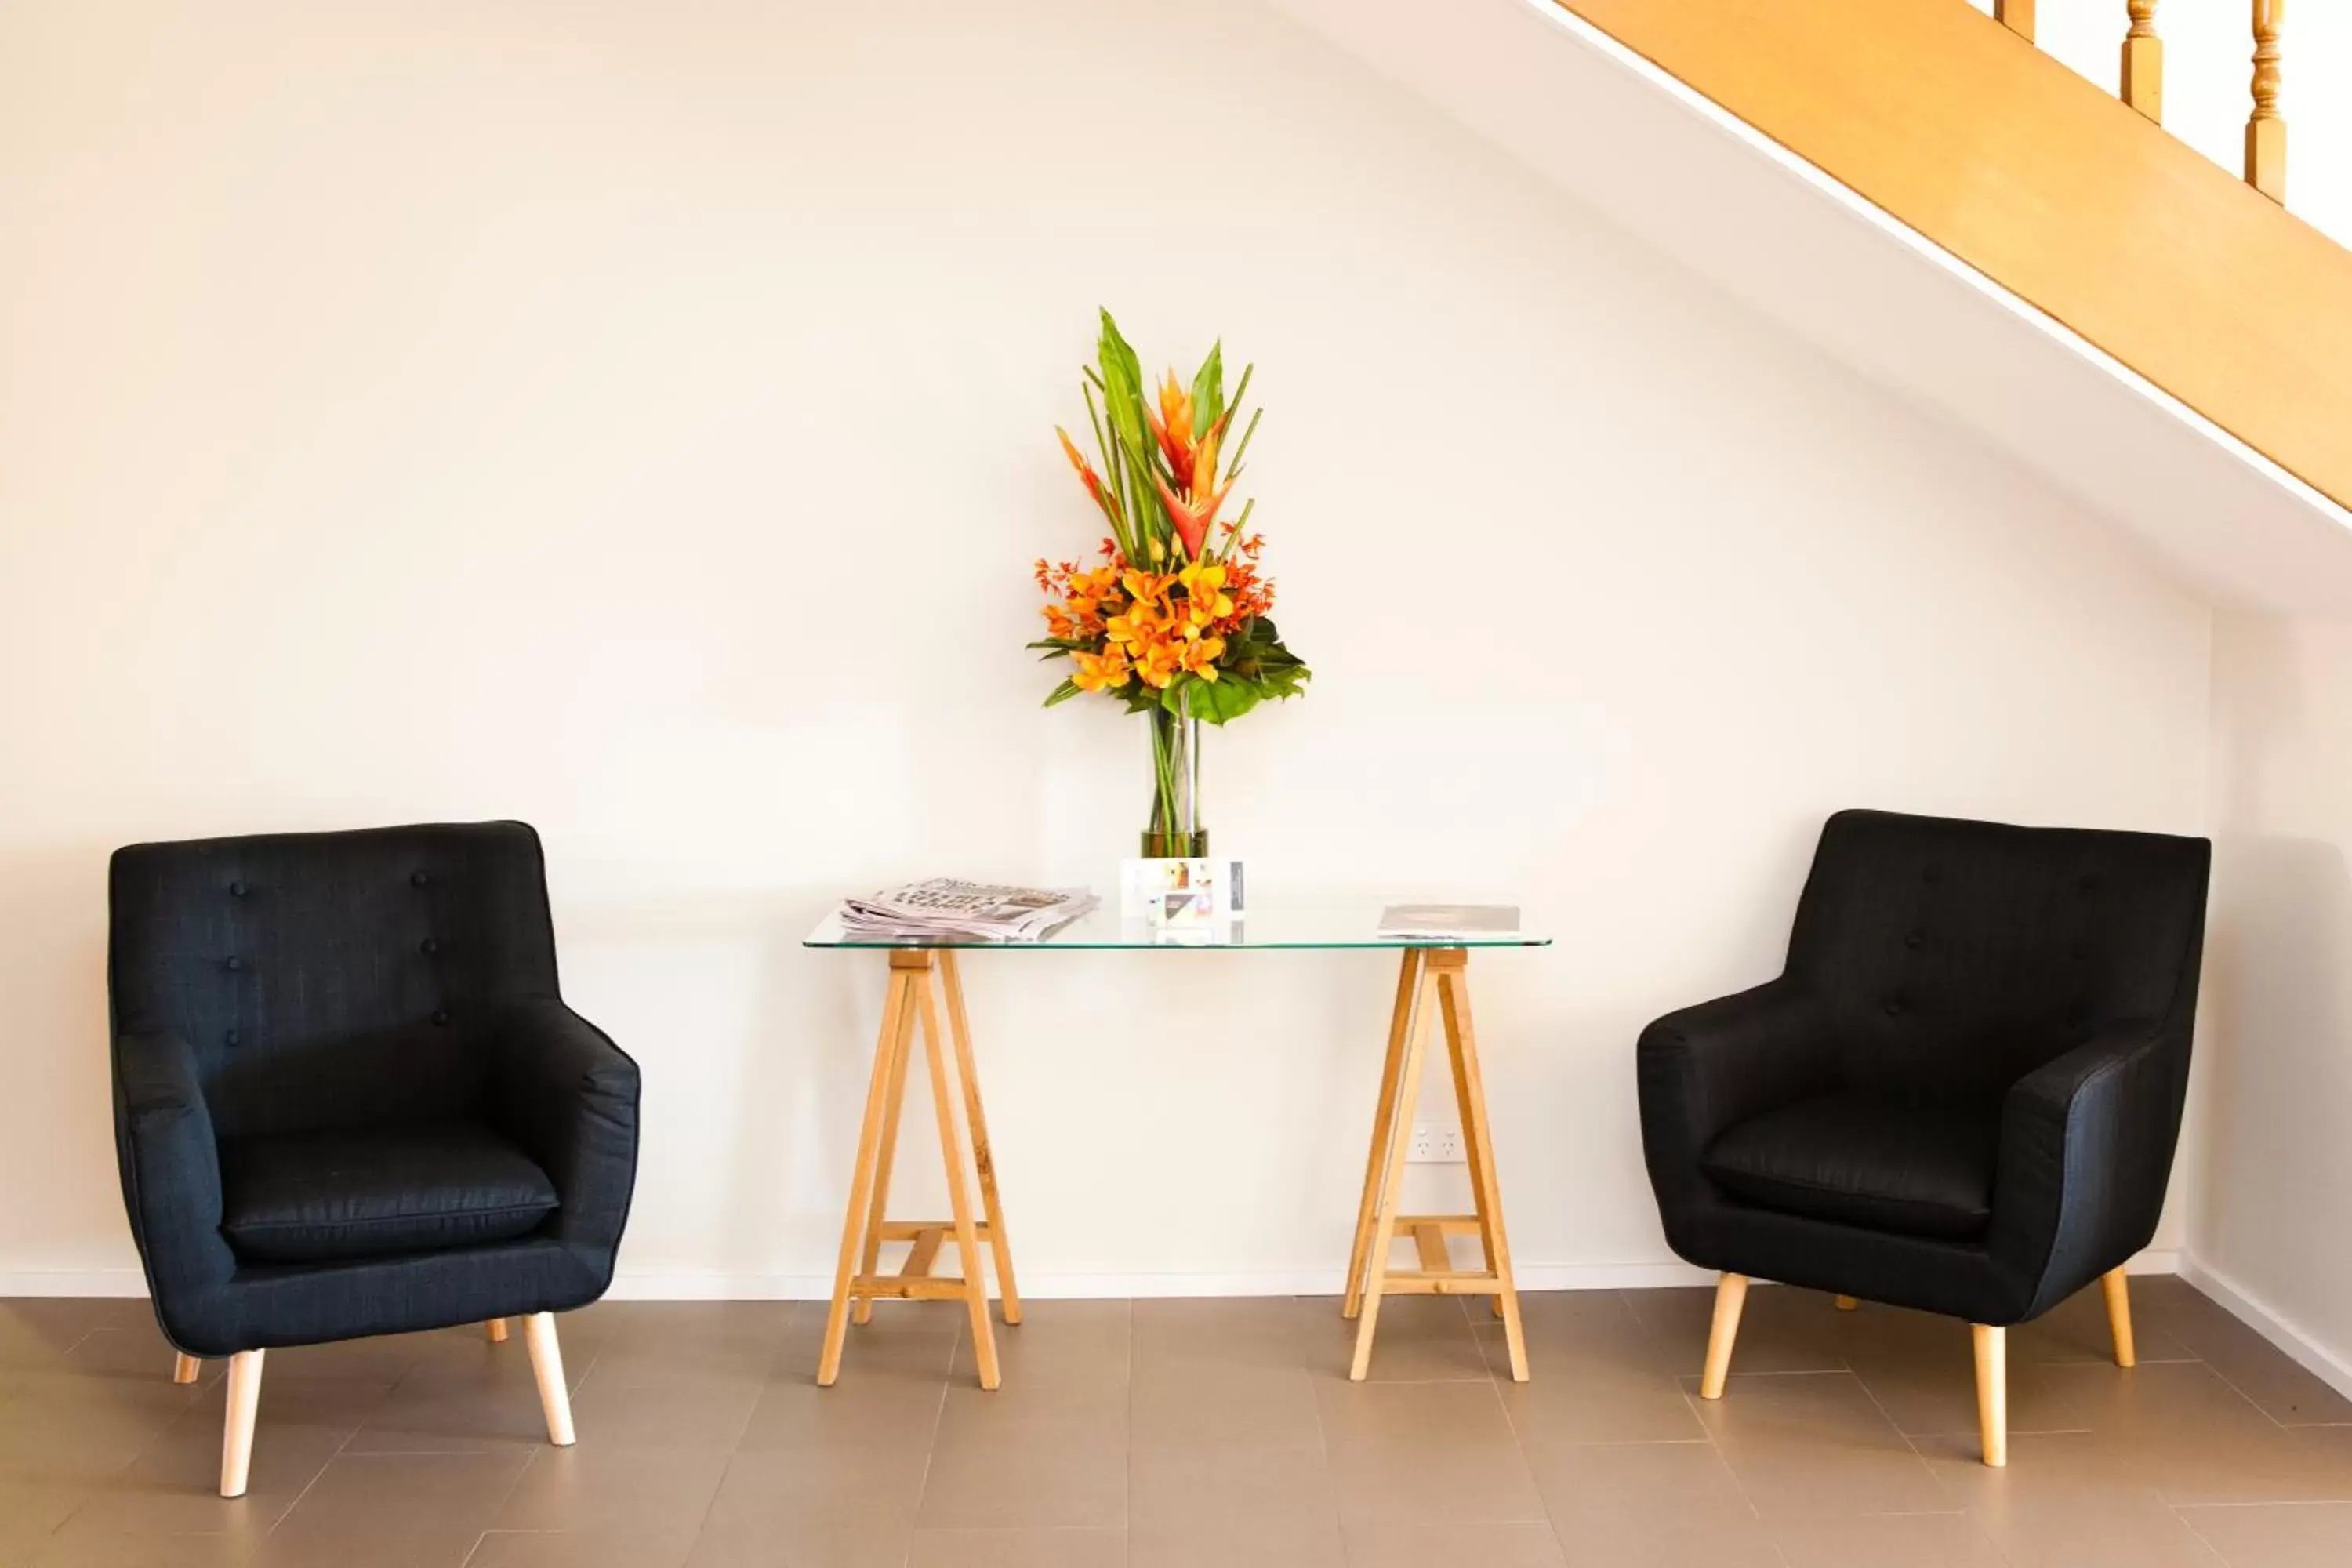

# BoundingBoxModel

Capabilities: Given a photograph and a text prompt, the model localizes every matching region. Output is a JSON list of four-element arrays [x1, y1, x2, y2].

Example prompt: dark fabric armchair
[[109, 821, 640, 1494], [1638, 808, 2208, 1466]]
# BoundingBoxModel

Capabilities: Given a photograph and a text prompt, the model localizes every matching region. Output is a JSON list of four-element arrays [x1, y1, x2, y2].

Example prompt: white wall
[[0, 0, 2214, 1297], [2195, 615, 2352, 1385]]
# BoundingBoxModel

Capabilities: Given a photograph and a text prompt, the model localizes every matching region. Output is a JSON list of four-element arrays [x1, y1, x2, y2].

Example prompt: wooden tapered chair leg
[[2100, 1267, 2136, 1368], [172, 1352, 201, 1385], [485, 1318, 510, 1343], [1700, 1272, 1748, 1399], [523, 1312, 575, 1446], [220, 1349, 264, 1497], [1973, 1323, 2007, 1467]]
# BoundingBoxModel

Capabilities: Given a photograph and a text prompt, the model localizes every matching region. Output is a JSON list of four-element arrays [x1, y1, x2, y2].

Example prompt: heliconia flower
[[1189, 429, 1221, 503], [1146, 372, 1195, 474], [1152, 469, 1236, 562], [1058, 426, 1114, 517]]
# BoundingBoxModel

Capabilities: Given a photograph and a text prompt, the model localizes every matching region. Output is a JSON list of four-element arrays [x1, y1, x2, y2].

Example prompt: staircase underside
[[1558, 0, 2352, 521], [1273, 0, 2352, 614]]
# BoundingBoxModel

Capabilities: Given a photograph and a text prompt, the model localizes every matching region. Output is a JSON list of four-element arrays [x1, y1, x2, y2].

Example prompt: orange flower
[[1058, 427, 1113, 518], [1189, 427, 1221, 506], [1132, 634, 1184, 690], [1118, 568, 1174, 606], [1176, 561, 1233, 626], [1152, 469, 1236, 562], [1068, 565, 1121, 614], [1071, 648, 1131, 693], [1105, 594, 1168, 648], [1178, 631, 1227, 681], [1146, 372, 1195, 475]]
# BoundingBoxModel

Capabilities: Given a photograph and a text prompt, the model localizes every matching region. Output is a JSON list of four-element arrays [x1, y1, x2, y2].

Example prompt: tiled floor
[[2, 1278, 2350, 1566]]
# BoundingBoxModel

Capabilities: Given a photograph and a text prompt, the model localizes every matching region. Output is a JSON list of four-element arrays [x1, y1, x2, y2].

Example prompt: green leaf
[[1081, 382, 1136, 562], [1097, 310, 1147, 453], [1190, 340, 1225, 439], [1214, 495, 1255, 561], [1225, 403, 1263, 478], [1178, 673, 1265, 726], [1096, 309, 1170, 559], [1043, 677, 1083, 709]]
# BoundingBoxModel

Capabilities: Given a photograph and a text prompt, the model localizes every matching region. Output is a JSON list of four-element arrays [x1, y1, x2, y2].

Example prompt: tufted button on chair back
[[1784, 809, 2209, 1108], [107, 822, 561, 1139]]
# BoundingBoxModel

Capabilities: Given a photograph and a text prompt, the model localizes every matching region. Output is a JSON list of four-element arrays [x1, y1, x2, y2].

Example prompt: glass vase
[[1141, 693, 1207, 858]]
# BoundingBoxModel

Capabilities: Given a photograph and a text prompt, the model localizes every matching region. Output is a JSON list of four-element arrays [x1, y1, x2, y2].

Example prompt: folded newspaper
[[838, 878, 1098, 942]]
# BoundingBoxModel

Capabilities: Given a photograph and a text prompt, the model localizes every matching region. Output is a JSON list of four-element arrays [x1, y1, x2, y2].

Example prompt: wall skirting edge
[[2178, 1251, 2352, 1405], [0, 1251, 2181, 1301]]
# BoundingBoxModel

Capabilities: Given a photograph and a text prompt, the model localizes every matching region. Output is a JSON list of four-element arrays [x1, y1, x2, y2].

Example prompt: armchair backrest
[[1786, 809, 2209, 1106], [109, 821, 561, 1139]]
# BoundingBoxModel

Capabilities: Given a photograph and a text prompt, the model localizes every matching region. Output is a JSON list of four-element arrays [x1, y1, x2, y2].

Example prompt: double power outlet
[[1406, 1123, 1466, 1163]]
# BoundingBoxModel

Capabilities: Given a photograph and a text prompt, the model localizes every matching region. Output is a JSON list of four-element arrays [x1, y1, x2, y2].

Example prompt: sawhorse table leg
[[818, 949, 1021, 1390], [1341, 946, 1527, 1381]]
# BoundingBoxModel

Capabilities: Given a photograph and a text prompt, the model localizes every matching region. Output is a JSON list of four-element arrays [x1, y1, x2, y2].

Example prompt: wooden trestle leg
[[1343, 947, 1528, 1381], [818, 949, 1017, 1390]]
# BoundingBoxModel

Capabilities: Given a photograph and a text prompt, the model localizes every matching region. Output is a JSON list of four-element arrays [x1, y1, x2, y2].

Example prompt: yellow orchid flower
[[1119, 568, 1174, 605], [1176, 561, 1233, 626], [1178, 633, 1227, 681], [1105, 596, 1168, 648], [1133, 635, 1184, 689], [1071, 648, 1131, 693]]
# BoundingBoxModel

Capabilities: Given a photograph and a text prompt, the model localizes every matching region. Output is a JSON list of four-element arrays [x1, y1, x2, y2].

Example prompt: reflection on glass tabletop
[[803, 897, 1552, 950]]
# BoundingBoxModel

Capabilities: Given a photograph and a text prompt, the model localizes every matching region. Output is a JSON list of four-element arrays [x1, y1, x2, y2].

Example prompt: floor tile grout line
[[1616, 1287, 1775, 1535], [2169, 1500, 2238, 1567], [2172, 1497, 2352, 1509], [1471, 1298, 1584, 1566], [894, 1303, 963, 1568], [2184, 1341, 2342, 1435]]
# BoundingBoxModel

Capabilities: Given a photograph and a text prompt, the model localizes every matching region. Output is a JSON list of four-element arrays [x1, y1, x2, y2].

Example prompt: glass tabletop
[[803, 896, 1552, 950]]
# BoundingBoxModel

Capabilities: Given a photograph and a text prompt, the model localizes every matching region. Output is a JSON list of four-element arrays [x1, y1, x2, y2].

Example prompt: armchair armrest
[[486, 997, 641, 1253], [1989, 1021, 2183, 1310], [112, 1030, 236, 1305], [1636, 980, 1838, 1214]]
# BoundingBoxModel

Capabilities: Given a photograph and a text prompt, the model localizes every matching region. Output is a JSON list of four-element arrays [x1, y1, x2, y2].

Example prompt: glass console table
[[803, 901, 1552, 1390]]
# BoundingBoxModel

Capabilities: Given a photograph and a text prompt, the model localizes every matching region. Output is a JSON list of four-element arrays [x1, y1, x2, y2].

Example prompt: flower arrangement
[[1033, 311, 1311, 855]]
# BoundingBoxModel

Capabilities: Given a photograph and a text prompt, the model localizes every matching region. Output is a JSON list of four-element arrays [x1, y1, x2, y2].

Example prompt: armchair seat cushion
[[1700, 1090, 2001, 1241], [220, 1122, 559, 1265]]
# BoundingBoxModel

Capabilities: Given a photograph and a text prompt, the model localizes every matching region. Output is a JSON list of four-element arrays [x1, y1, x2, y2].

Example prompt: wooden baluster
[[2122, 2, 2163, 122], [1994, 1, 2035, 46], [2247, 1, 2286, 202]]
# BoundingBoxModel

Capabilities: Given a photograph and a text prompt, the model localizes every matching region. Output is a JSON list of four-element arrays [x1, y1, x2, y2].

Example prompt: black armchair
[[1638, 808, 2208, 1466], [109, 821, 640, 1495]]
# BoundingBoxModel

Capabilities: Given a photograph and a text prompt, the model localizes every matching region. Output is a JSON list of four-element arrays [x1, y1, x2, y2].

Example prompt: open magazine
[[1376, 903, 1522, 939], [837, 878, 1098, 942]]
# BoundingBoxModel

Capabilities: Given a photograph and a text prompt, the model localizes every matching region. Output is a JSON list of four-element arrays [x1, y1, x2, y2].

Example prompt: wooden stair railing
[[1998, 2, 2287, 205], [1548, 0, 2352, 514], [2249, 2, 2286, 202], [2120, 2, 2162, 122]]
